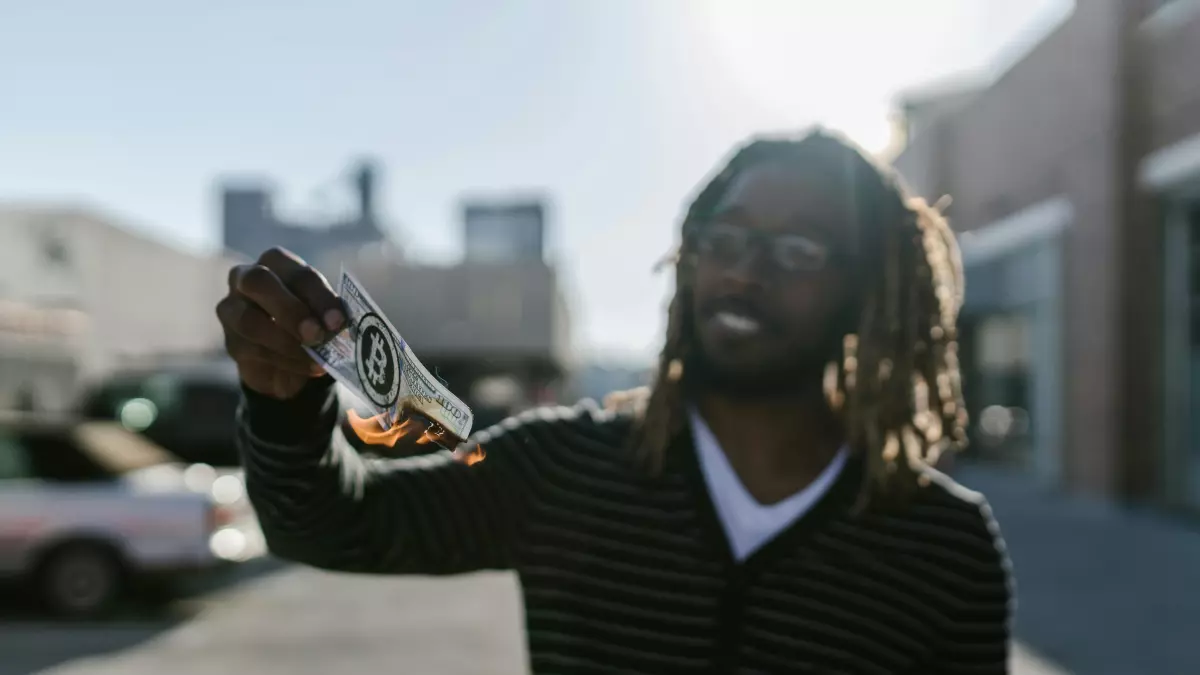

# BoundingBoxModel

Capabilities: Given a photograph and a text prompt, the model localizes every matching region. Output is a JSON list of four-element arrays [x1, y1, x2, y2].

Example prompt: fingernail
[[299, 319, 322, 345], [324, 309, 345, 332]]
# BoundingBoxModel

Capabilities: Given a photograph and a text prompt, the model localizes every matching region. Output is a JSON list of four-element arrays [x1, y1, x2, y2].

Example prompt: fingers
[[255, 247, 346, 334], [228, 263, 324, 346], [217, 295, 314, 363], [224, 333, 324, 377], [219, 247, 344, 400]]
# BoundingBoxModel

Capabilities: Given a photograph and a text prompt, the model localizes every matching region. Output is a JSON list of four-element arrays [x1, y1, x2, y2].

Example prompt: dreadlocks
[[620, 127, 968, 509]]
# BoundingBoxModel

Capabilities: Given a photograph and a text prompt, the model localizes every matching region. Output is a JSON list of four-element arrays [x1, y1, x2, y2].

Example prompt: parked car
[[0, 411, 263, 618], [77, 364, 243, 467]]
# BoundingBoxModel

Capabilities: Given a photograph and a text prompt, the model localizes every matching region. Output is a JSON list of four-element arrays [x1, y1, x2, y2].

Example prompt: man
[[218, 128, 1013, 673]]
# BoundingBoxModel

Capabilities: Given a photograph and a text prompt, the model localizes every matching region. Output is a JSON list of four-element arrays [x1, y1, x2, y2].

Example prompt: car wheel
[[37, 543, 124, 619]]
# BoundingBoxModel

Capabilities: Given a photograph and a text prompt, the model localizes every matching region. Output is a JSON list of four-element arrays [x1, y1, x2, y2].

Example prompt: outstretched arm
[[216, 247, 543, 575], [239, 376, 540, 575]]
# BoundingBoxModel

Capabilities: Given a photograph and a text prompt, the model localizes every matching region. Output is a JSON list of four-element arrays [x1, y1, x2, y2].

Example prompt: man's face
[[687, 160, 859, 397]]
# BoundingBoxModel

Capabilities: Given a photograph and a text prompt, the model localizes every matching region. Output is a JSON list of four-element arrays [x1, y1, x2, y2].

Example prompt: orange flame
[[345, 409, 484, 465], [346, 409, 422, 447], [455, 444, 487, 466]]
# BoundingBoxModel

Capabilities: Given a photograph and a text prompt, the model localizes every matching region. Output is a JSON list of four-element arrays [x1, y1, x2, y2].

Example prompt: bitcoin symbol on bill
[[355, 313, 401, 408], [366, 333, 389, 386]]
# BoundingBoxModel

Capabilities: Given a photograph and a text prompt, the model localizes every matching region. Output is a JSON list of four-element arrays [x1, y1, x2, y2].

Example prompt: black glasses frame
[[688, 222, 835, 274]]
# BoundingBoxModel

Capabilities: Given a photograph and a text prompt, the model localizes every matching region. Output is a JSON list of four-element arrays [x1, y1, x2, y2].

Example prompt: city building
[[0, 205, 238, 411], [217, 158, 571, 426], [462, 198, 547, 263], [345, 195, 570, 428], [221, 160, 391, 266], [892, 0, 1200, 511]]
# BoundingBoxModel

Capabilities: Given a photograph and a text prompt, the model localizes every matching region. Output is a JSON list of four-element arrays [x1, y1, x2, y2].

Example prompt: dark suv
[[77, 365, 243, 467]]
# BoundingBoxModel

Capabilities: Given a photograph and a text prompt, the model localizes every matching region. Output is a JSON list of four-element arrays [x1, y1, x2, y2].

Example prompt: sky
[[0, 0, 1071, 363]]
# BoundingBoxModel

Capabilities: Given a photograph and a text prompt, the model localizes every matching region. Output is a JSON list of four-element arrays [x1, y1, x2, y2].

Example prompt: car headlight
[[210, 474, 245, 505], [209, 528, 248, 561]]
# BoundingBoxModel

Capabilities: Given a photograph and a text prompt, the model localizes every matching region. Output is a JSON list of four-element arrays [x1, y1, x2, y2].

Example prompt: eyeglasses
[[691, 222, 832, 274]]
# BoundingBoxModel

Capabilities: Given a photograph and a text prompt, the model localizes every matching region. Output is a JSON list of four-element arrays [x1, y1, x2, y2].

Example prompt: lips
[[702, 298, 775, 338], [714, 311, 761, 335]]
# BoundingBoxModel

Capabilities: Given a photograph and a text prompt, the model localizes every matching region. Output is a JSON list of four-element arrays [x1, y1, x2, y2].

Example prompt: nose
[[722, 245, 770, 288]]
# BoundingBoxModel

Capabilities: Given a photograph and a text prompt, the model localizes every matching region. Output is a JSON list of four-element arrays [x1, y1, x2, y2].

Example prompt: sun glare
[[690, 0, 974, 156]]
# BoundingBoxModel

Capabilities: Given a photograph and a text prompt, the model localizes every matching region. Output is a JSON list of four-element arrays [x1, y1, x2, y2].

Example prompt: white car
[[0, 412, 264, 617]]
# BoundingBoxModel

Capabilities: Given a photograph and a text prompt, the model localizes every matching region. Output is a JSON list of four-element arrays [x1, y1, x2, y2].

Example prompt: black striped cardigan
[[239, 377, 1013, 674]]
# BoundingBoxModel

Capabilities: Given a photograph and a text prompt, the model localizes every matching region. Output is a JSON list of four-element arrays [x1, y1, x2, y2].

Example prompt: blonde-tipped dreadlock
[[622, 128, 968, 509]]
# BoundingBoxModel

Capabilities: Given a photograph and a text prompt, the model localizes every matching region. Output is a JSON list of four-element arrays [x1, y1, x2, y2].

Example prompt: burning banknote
[[304, 269, 474, 450]]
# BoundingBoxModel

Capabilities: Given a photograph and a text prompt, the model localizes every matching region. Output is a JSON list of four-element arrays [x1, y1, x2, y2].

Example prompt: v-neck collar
[[688, 408, 850, 562], [666, 423, 864, 571]]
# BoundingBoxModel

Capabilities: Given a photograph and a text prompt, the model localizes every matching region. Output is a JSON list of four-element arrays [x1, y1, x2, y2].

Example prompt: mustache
[[697, 295, 783, 332]]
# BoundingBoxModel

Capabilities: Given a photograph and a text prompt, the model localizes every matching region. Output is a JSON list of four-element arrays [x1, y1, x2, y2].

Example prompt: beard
[[682, 339, 835, 401]]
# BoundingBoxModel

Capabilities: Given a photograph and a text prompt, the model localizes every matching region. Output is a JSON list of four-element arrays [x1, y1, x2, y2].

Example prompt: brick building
[[893, 0, 1200, 511]]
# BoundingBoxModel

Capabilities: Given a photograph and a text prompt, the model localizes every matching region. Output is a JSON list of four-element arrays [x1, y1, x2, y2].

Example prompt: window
[[1189, 206, 1200, 348], [976, 314, 1031, 371], [23, 432, 113, 482], [966, 313, 1035, 468], [80, 378, 146, 419], [0, 433, 32, 480], [143, 373, 183, 413], [40, 230, 70, 267]]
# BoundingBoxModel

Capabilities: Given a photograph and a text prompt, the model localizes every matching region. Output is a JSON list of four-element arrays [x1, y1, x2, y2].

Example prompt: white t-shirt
[[688, 408, 849, 562]]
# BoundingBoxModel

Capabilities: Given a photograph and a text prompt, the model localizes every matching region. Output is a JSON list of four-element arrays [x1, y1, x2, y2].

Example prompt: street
[[1, 565, 528, 675], [8, 460, 1199, 675], [9, 463, 1200, 675], [2, 560, 1068, 675], [955, 465, 1200, 675]]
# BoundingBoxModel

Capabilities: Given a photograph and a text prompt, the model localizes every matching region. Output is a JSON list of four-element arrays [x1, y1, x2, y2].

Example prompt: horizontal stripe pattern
[[239, 382, 1013, 674]]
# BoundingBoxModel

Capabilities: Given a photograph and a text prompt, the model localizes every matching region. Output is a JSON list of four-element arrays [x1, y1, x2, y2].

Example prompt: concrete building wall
[[0, 303, 85, 412], [348, 259, 568, 361], [73, 214, 232, 377], [0, 206, 236, 409]]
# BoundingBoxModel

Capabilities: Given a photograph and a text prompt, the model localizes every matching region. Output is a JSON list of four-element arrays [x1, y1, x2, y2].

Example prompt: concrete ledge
[[1141, 130, 1200, 192], [1140, 0, 1200, 39], [958, 197, 1073, 267]]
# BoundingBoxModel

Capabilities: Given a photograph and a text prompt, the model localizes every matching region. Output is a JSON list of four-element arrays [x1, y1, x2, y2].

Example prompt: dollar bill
[[305, 268, 474, 445]]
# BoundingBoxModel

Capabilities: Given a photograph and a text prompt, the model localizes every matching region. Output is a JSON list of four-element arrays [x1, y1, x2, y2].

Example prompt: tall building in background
[[218, 158, 570, 424], [221, 160, 390, 266], [462, 198, 547, 263], [344, 193, 570, 429], [892, 0, 1200, 511]]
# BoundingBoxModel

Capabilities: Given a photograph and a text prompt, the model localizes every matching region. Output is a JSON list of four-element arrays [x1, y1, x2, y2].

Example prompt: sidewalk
[[954, 464, 1200, 675]]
